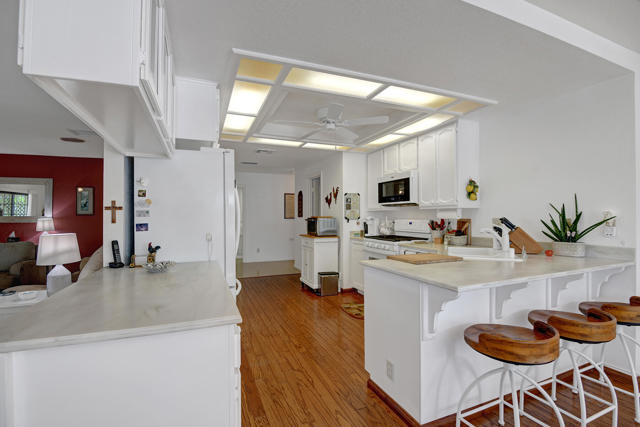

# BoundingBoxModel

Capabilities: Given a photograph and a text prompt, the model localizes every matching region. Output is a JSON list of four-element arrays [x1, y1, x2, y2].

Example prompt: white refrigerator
[[134, 147, 241, 295]]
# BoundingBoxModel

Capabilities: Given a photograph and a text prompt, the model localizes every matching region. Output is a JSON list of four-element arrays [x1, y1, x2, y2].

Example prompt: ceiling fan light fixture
[[367, 134, 404, 146], [247, 137, 302, 147], [373, 86, 456, 109], [445, 100, 485, 114], [236, 58, 282, 82], [228, 80, 271, 115], [223, 113, 255, 134], [395, 113, 455, 135], [284, 68, 381, 98]]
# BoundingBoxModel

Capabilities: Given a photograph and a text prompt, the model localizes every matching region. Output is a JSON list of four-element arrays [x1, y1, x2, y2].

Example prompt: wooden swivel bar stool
[[520, 308, 618, 426], [456, 322, 565, 427], [579, 297, 640, 423]]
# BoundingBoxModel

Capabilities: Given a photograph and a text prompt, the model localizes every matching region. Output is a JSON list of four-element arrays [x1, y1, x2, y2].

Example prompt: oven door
[[363, 247, 395, 260]]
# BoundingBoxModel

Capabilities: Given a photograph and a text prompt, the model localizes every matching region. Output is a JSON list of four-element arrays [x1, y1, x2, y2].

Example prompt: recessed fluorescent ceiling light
[[395, 113, 454, 135], [236, 58, 282, 82], [373, 86, 456, 109], [302, 143, 350, 151], [284, 68, 381, 98], [222, 114, 254, 134], [220, 133, 244, 141], [247, 137, 302, 147], [367, 134, 404, 146], [446, 100, 485, 114], [227, 81, 271, 115]]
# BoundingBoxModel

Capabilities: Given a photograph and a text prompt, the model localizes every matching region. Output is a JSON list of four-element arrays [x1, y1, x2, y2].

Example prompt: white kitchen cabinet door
[[398, 138, 418, 171], [418, 132, 437, 207], [350, 242, 365, 292], [140, 0, 163, 116], [302, 246, 312, 283], [367, 150, 383, 210], [436, 126, 457, 205], [383, 144, 399, 175]]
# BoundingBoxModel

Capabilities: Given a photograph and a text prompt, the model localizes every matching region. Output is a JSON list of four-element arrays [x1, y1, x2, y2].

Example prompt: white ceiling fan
[[272, 103, 389, 143]]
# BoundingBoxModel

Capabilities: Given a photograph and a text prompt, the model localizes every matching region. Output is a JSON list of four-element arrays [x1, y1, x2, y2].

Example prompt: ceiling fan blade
[[271, 120, 322, 127], [300, 128, 325, 140], [341, 115, 389, 127], [334, 127, 359, 141]]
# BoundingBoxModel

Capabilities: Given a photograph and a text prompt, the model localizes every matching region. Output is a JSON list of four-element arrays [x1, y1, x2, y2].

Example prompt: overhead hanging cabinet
[[18, 0, 178, 157]]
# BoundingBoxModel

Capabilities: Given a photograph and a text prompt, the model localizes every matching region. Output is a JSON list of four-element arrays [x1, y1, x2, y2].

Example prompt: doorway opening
[[311, 176, 321, 217]]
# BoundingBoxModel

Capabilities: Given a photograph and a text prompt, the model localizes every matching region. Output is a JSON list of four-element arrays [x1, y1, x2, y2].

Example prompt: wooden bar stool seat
[[528, 308, 617, 344], [579, 297, 640, 326], [464, 322, 559, 365]]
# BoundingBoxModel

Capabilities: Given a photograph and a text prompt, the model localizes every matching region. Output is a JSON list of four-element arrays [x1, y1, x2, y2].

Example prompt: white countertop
[[0, 262, 241, 353], [362, 255, 634, 293]]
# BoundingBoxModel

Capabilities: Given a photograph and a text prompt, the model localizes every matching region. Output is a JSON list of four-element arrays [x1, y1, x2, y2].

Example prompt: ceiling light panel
[[373, 86, 456, 109], [367, 134, 404, 146], [220, 133, 245, 141], [247, 137, 302, 147], [227, 81, 271, 115], [222, 114, 255, 134], [284, 68, 382, 98], [395, 114, 455, 135], [445, 100, 485, 114], [302, 143, 350, 150], [236, 58, 283, 82]]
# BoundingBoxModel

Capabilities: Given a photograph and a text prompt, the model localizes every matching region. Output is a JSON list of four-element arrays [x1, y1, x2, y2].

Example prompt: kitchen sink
[[447, 246, 524, 262]]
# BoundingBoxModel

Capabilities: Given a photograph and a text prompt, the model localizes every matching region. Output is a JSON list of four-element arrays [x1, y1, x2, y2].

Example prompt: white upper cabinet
[[383, 144, 400, 175], [367, 150, 383, 210], [417, 133, 437, 206], [175, 78, 220, 144], [18, 0, 182, 157], [435, 126, 457, 206], [398, 138, 418, 171], [417, 121, 480, 209]]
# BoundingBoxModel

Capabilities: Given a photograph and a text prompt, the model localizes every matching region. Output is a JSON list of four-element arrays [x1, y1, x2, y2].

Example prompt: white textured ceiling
[[0, 0, 103, 158]]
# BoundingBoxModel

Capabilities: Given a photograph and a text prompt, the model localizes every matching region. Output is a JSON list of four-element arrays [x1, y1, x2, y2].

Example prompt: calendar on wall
[[344, 193, 360, 223]]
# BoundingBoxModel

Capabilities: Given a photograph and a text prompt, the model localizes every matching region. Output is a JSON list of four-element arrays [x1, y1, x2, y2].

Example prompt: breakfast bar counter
[[0, 261, 242, 427], [361, 253, 635, 424]]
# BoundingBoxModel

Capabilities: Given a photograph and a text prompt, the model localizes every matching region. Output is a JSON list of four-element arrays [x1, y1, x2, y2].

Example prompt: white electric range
[[363, 219, 432, 258]]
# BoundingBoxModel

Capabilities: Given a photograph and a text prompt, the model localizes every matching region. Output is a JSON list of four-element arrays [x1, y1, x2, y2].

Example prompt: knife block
[[509, 227, 543, 254]]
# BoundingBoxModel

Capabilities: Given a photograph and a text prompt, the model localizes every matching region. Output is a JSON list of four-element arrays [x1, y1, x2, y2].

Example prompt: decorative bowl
[[446, 234, 468, 246], [144, 261, 176, 273]]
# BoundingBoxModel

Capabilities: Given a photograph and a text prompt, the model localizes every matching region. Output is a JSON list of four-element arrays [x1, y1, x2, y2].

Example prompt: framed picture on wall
[[76, 186, 94, 215], [284, 193, 295, 219]]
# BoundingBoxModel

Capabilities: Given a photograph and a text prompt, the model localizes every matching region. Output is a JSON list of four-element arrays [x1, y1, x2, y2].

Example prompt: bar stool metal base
[[579, 325, 640, 423], [519, 342, 617, 426], [456, 362, 565, 427]]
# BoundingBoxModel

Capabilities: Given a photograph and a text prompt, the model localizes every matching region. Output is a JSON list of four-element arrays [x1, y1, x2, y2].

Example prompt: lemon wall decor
[[466, 179, 478, 201]]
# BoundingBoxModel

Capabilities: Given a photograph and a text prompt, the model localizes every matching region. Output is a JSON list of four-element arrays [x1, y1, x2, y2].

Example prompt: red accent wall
[[0, 154, 103, 261]]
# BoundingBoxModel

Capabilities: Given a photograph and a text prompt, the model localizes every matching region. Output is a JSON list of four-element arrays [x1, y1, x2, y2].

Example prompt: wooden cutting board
[[387, 253, 463, 264]]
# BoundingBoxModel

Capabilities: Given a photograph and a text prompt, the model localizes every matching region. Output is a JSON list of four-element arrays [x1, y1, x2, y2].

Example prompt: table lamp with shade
[[37, 233, 81, 295], [36, 217, 55, 234]]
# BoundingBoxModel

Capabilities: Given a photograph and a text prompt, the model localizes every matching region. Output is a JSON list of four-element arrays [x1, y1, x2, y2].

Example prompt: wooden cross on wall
[[104, 200, 123, 224]]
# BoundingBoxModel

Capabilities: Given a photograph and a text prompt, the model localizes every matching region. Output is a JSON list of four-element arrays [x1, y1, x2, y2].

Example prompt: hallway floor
[[236, 259, 299, 279]]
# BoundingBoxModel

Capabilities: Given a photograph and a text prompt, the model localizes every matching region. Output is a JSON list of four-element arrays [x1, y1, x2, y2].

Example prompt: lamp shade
[[37, 233, 81, 266], [36, 217, 55, 232]]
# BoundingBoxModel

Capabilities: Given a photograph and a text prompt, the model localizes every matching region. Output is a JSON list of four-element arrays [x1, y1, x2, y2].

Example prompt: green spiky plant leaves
[[540, 194, 615, 243]]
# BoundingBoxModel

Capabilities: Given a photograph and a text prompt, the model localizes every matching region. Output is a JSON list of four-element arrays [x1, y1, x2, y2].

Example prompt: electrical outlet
[[205, 232, 212, 241], [386, 360, 394, 381], [602, 211, 616, 238]]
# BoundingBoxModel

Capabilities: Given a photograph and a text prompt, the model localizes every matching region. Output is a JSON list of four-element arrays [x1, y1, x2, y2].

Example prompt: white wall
[[469, 74, 635, 247], [102, 143, 125, 266], [237, 172, 295, 263]]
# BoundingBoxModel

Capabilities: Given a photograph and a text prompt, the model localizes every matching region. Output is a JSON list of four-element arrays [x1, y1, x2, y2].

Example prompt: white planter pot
[[552, 241, 586, 257]]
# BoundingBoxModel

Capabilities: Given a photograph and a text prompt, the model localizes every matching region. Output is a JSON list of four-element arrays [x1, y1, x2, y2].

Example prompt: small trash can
[[318, 272, 339, 296]]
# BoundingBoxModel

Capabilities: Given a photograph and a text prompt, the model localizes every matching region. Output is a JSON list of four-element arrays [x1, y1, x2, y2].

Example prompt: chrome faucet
[[481, 224, 511, 252]]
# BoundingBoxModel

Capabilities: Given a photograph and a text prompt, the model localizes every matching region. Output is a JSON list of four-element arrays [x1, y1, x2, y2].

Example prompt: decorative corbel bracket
[[587, 266, 629, 299], [421, 285, 459, 340], [490, 282, 529, 322], [546, 274, 584, 309]]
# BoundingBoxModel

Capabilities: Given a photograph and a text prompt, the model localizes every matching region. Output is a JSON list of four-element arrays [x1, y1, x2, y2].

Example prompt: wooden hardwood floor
[[237, 273, 639, 426]]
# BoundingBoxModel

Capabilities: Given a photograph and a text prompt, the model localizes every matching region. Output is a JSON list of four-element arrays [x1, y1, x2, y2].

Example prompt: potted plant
[[540, 194, 615, 257]]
